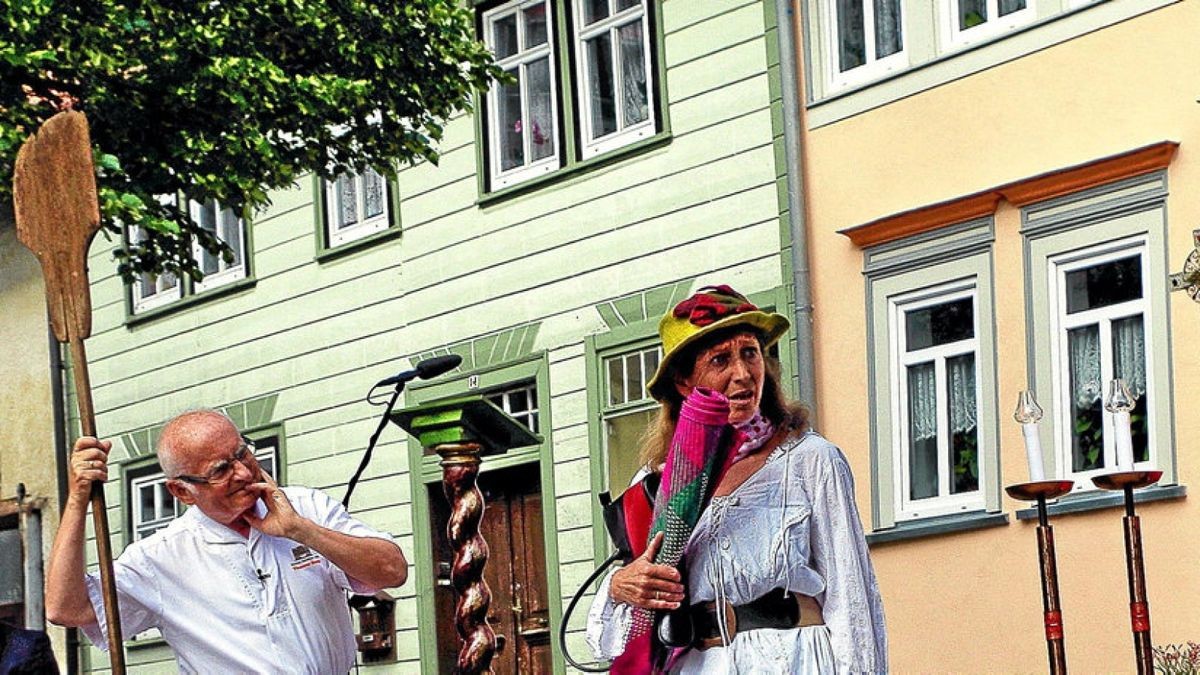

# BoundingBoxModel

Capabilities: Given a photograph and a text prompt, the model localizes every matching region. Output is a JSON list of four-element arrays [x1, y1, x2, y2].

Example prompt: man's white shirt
[[83, 486, 396, 674]]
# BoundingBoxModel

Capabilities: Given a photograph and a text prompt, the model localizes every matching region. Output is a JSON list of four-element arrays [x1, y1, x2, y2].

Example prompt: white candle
[[1014, 390, 1046, 482], [1021, 423, 1046, 481], [1114, 410, 1135, 471], [1105, 379, 1137, 472]]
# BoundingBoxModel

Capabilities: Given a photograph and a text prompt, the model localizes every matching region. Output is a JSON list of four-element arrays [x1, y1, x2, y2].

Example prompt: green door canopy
[[390, 395, 542, 456]]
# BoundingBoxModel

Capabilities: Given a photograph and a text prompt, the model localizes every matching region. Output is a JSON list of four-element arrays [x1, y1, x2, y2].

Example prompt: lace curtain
[[1069, 317, 1145, 408], [908, 357, 976, 442]]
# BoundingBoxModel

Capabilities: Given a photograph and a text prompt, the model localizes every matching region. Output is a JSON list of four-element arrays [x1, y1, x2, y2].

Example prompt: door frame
[[407, 353, 565, 674]]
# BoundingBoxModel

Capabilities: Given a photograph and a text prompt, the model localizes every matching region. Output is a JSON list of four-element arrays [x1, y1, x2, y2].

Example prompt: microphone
[[374, 354, 462, 388]]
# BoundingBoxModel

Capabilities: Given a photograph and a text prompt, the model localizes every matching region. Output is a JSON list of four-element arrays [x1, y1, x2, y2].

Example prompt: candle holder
[[1092, 469, 1163, 675], [1007, 479, 1075, 675]]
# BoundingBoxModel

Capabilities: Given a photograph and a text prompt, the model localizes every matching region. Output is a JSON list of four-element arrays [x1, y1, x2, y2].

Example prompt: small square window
[[323, 169, 394, 248], [824, 0, 907, 90]]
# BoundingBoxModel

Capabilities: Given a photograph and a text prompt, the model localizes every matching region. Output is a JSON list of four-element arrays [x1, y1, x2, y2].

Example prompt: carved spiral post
[[438, 442, 495, 675]]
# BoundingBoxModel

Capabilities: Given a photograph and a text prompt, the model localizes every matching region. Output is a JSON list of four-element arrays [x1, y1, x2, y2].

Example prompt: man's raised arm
[[44, 437, 109, 627]]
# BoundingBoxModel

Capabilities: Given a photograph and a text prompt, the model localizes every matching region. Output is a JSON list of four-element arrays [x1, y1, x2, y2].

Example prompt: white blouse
[[586, 431, 888, 673]]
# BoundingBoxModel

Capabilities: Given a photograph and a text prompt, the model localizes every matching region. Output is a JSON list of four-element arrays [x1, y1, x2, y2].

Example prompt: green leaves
[[0, 0, 503, 280]]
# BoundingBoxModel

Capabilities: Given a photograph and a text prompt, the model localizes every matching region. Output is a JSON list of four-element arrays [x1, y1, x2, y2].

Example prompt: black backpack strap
[[559, 550, 622, 672]]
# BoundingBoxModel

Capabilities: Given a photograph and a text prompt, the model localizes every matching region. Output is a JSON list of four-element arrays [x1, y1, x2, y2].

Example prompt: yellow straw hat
[[647, 285, 790, 401]]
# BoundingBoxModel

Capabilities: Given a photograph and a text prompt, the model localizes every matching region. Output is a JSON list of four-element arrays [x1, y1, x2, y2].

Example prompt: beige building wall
[[801, 1, 1198, 671], [0, 221, 68, 669]]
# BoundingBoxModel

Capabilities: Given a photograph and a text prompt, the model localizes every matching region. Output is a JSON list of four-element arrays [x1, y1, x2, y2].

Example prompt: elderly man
[[45, 409, 408, 673]]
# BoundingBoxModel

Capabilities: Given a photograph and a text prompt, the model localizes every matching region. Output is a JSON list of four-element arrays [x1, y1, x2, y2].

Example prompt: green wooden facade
[[69, 1, 799, 671]]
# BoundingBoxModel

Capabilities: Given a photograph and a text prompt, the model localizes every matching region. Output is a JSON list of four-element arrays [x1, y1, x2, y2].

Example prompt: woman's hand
[[609, 532, 686, 610]]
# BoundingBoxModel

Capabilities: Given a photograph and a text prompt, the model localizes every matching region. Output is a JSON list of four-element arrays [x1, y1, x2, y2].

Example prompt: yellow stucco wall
[[803, 2, 1199, 672], [0, 221, 67, 668]]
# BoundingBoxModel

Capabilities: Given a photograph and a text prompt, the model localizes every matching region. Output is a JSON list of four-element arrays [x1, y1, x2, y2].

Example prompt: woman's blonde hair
[[637, 328, 809, 469]]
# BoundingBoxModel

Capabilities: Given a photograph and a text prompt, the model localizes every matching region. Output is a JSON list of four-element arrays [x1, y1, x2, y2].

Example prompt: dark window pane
[[607, 357, 624, 406], [523, 3, 548, 47], [625, 353, 642, 401], [493, 14, 518, 59], [617, 20, 648, 127], [1068, 325, 1104, 472], [874, 0, 903, 58], [836, 0, 865, 72], [526, 58, 555, 160], [907, 362, 938, 500], [587, 34, 617, 138], [947, 354, 978, 494], [616, 0, 640, 11], [337, 175, 358, 228], [959, 0, 987, 29], [363, 170, 385, 219], [905, 297, 974, 351], [1065, 256, 1142, 314], [998, 0, 1026, 16], [498, 69, 524, 171], [582, 0, 609, 25], [221, 208, 242, 267]]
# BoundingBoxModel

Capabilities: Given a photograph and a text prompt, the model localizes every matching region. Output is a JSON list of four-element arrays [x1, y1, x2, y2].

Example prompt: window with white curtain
[[941, 0, 1036, 49], [572, 0, 655, 158], [189, 198, 248, 293], [128, 225, 183, 314], [1051, 240, 1151, 481], [890, 282, 984, 520], [824, 0, 907, 90], [324, 168, 392, 247], [484, 0, 561, 189], [479, 0, 660, 191]]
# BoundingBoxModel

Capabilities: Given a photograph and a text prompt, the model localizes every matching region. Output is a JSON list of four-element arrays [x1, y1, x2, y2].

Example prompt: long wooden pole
[[13, 110, 126, 673]]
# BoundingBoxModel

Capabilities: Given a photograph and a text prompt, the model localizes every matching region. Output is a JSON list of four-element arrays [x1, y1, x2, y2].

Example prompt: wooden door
[[430, 462, 552, 674]]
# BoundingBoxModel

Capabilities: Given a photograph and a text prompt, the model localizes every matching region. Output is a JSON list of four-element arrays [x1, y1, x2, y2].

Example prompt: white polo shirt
[[83, 486, 396, 674]]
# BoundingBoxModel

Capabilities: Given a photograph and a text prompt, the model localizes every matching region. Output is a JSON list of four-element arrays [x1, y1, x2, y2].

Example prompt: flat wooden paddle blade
[[12, 110, 102, 343]]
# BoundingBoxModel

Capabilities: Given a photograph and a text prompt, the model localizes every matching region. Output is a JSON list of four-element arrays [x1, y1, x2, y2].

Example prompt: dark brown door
[[430, 462, 552, 674]]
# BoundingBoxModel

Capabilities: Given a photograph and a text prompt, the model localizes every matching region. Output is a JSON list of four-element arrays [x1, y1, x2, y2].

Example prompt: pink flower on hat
[[672, 285, 758, 327]]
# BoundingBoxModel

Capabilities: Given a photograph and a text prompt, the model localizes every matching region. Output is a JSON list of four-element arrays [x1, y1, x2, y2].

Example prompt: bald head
[[157, 409, 241, 477]]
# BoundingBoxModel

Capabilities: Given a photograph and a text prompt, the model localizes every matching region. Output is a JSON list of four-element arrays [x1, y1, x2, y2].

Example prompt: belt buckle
[[723, 600, 738, 641]]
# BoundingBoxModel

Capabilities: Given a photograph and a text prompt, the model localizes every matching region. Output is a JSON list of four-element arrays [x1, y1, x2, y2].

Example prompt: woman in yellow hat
[[586, 285, 887, 673]]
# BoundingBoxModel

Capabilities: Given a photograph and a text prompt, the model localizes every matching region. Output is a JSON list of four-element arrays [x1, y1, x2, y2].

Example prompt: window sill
[[1015, 484, 1186, 521], [476, 131, 671, 208], [866, 510, 1008, 546], [315, 225, 403, 265], [126, 276, 256, 328]]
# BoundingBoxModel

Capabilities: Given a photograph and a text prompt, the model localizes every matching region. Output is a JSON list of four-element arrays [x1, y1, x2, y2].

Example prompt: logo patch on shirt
[[290, 545, 320, 571]]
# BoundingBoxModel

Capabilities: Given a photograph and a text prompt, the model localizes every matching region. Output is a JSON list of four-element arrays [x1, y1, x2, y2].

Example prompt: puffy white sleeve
[[804, 443, 888, 673], [584, 567, 634, 660]]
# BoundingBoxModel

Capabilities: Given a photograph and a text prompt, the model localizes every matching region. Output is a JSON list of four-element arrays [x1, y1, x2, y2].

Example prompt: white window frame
[[940, 0, 1036, 50], [889, 281, 985, 521], [483, 0, 562, 189], [823, 0, 909, 91], [189, 198, 248, 293], [1048, 236, 1155, 489], [572, 0, 656, 158], [324, 169, 392, 247], [130, 473, 181, 542], [600, 344, 662, 491], [128, 226, 183, 314], [487, 382, 541, 434]]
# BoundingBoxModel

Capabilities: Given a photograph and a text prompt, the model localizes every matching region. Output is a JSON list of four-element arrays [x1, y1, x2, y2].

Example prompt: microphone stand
[[343, 381, 405, 509]]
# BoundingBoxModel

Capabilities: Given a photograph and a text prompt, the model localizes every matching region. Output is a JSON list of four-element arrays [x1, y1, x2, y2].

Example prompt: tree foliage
[[0, 0, 502, 280]]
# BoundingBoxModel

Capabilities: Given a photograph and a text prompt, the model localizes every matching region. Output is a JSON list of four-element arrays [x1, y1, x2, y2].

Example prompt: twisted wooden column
[[438, 442, 495, 675]]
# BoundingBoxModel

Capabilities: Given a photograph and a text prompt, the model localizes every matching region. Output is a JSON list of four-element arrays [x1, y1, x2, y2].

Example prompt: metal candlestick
[[1092, 470, 1162, 675], [1007, 479, 1075, 675]]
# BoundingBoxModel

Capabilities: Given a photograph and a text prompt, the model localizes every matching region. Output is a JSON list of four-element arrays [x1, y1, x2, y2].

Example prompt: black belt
[[689, 591, 823, 649]]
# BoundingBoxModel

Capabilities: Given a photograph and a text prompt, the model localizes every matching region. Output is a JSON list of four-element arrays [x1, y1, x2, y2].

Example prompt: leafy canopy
[[1, 0, 502, 280]]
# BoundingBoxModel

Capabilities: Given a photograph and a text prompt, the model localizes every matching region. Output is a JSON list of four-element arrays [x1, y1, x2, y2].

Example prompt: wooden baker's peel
[[13, 110, 126, 673]]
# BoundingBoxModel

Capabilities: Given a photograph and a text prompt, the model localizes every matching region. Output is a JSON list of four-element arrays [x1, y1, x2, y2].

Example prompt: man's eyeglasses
[[172, 441, 256, 486]]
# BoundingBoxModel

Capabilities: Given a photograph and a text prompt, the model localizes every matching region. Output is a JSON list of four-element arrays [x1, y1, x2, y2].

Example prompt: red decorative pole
[[1007, 480, 1074, 675], [1093, 470, 1162, 675], [439, 443, 495, 675]]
